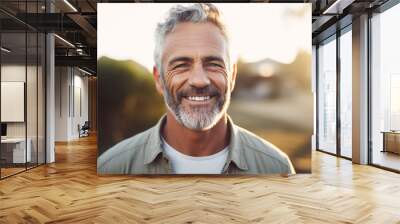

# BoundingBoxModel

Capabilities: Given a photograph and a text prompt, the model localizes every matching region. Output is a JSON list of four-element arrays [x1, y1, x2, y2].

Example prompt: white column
[[45, 1, 55, 163], [352, 14, 369, 164], [46, 33, 55, 163]]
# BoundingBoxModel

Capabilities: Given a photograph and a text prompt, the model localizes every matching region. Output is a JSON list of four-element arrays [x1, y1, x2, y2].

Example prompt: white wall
[[55, 67, 69, 141], [55, 67, 89, 141]]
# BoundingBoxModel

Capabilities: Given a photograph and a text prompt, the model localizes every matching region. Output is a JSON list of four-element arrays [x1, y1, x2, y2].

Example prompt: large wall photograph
[[97, 3, 312, 175]]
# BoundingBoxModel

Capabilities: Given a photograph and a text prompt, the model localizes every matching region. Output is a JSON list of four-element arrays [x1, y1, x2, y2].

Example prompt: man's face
[[155, 22, 236, 130]]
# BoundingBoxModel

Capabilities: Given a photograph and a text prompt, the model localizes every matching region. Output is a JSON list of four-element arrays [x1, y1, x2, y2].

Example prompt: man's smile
[[187, 96, 211, 101], [182, 95, 216, 105]]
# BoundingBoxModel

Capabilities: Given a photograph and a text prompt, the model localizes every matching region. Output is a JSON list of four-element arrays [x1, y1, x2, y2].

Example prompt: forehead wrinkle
[[164, 46, 226, 66]]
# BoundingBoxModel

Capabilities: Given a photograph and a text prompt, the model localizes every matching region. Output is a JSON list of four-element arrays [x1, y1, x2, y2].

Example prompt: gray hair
[[153, 3, 231, 76]]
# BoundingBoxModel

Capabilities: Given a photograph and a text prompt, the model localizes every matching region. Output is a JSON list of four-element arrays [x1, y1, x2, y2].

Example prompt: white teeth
[[187, 96, 211, 101]]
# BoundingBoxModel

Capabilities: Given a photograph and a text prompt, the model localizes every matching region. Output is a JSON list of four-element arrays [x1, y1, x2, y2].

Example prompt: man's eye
[[173, 64, 188, 70], [207, 63, 223, 68]]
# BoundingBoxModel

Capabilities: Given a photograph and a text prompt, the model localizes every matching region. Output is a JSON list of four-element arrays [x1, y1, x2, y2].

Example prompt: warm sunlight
[[98, 3, 311, 71]]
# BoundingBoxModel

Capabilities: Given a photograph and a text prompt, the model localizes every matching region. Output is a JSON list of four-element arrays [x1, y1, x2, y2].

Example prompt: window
[[317, 36, 337, 154], [371, 2, 400, 171], [339, 28, 352, 158]]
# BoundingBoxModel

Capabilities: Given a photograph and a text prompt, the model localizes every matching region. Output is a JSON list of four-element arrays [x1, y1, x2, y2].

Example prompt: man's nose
[[188, 64, 211, 88]]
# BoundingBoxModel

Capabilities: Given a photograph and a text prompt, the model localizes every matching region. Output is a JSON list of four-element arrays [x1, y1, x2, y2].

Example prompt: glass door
[[1, 30, 28, 178], [0, 0, 47, 179]]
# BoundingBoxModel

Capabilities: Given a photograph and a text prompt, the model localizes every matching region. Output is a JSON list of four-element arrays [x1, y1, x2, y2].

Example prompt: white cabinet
[[1, 138, 32, 163]]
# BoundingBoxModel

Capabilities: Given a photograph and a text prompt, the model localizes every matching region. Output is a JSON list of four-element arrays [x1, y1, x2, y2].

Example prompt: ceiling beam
[[55, 55, 96, 73], [67, 13, 97, 45], [323, 0, 356, 14]]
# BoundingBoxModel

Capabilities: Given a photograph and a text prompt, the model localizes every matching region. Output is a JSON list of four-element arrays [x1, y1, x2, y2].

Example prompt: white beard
[[162, 84, 231, 131], [177, 103, 222, 130]]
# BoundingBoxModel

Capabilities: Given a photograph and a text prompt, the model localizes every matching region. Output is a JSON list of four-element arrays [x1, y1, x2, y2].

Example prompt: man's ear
[[230, 63, 237, 92], [153, 66, 164, 95]]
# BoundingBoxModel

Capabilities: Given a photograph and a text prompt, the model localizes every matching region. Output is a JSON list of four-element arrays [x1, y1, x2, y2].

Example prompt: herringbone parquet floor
[[1, 135, 400, 223]]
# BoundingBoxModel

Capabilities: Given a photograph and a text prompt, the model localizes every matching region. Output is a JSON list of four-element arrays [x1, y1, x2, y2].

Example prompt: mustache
[[176, 86, 221, 101]]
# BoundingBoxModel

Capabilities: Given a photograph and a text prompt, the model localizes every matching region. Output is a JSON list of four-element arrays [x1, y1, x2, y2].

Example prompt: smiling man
[[97, 3, 295, 175]]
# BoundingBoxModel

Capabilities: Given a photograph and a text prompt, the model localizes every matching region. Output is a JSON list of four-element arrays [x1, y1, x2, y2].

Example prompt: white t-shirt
[[162, 138, 229, 174]]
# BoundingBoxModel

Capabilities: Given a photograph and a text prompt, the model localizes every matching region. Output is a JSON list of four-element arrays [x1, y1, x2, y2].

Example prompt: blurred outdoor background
[[98, 3, 312, 173]]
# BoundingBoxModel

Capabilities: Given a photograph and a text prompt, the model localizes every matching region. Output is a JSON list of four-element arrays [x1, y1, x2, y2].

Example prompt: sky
[[98, 3, 311, 71]]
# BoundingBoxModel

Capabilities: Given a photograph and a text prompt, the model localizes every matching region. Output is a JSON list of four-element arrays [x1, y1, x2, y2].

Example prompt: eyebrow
[[168, 57, 193, 67], [202, 56, 226, 66], [167, 55, 226, 67]]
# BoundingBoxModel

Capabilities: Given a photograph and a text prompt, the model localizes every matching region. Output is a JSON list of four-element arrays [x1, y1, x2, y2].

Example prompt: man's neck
[[162, 112, 230, 157]]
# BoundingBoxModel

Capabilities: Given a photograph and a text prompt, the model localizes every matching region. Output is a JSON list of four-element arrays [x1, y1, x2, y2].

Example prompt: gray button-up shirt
[[97, 115, 295, 175]]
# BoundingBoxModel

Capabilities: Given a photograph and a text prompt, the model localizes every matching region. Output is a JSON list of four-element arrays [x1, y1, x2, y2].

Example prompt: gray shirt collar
[[143, 114, 249, 171]]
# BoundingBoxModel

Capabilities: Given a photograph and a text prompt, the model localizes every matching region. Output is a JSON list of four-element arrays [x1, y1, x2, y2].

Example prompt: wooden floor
[[0, 167, 26, 178], [0, 135, 400, 223], [373, 151, 400, 171]]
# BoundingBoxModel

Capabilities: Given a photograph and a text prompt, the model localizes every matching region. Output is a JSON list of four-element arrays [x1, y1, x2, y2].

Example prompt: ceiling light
[[1, 47, 11, 53], [54, 34, 75, 48], [63, 0, 78, 12]]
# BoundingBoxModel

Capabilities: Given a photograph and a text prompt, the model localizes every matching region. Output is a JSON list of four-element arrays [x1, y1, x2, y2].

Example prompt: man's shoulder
[[97, 127, 154, 173], [235, 125, 295, 173]]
